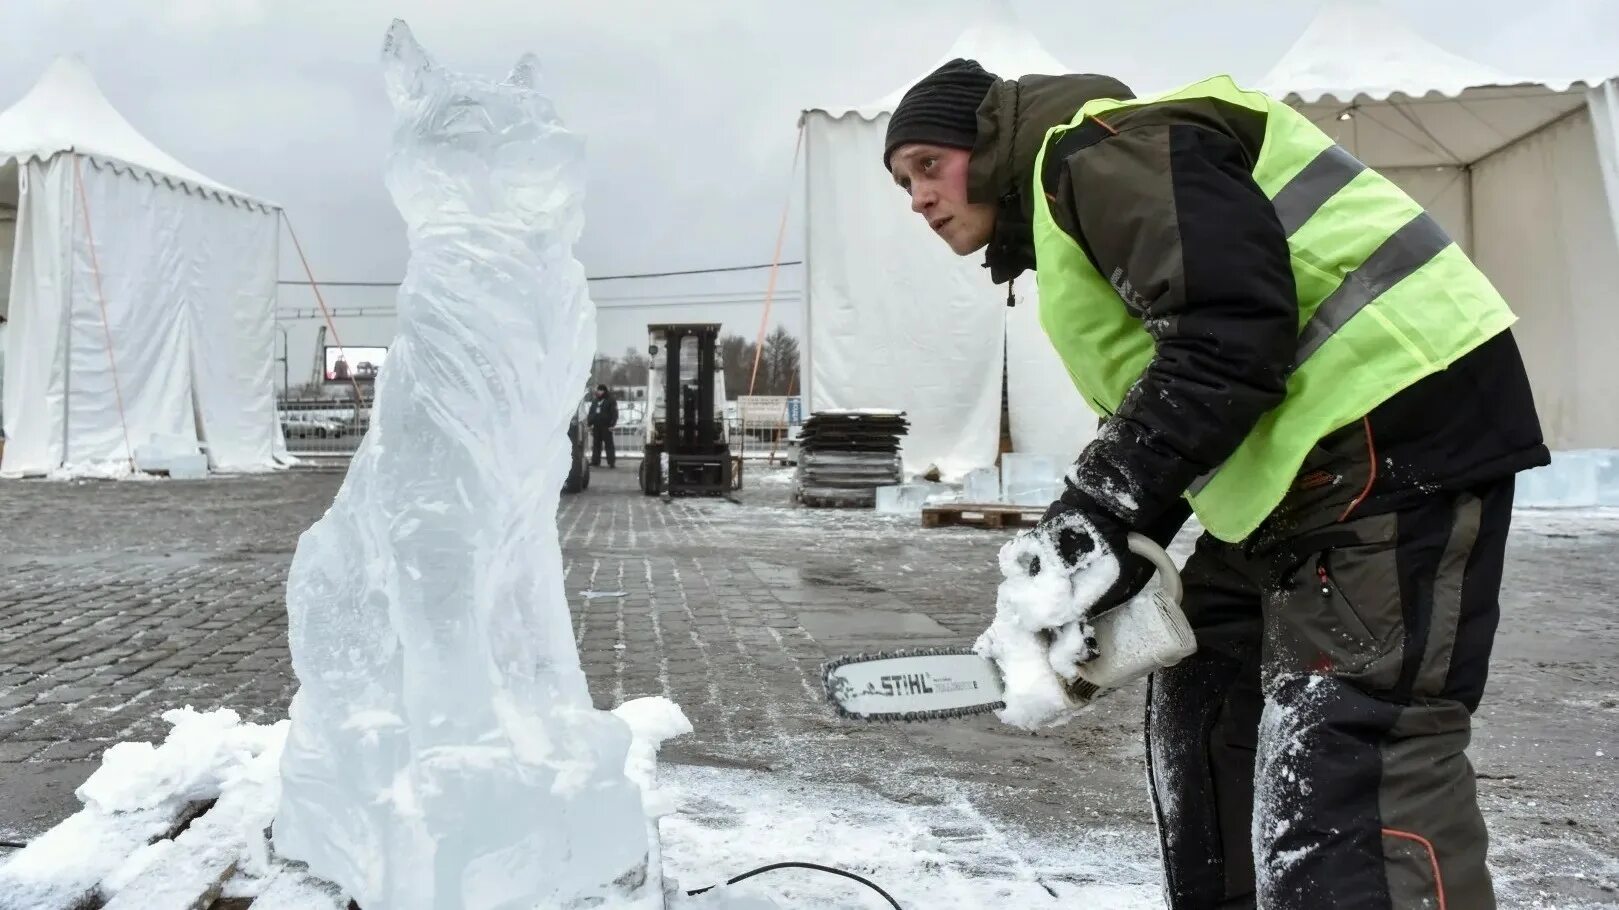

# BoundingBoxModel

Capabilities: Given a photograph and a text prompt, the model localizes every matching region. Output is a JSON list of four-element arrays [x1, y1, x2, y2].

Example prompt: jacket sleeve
[[1054, 123, 1298, 529]]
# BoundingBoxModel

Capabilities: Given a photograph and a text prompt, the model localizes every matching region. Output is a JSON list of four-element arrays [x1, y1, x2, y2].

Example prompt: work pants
[[592, 427, 616, 467], [1148, 431, 1509, 909]]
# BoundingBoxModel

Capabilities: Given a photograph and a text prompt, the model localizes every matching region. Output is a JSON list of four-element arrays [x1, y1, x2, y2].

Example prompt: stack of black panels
[[795, 409, 909, 508]]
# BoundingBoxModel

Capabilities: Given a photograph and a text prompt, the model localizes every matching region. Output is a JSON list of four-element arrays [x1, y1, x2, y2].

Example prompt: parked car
[[280, 413, 349, 439], [563, 396, 590, 494]]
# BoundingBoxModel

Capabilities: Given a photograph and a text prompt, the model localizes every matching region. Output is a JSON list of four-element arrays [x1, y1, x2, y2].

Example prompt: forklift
[[638, 323, 733, 496]]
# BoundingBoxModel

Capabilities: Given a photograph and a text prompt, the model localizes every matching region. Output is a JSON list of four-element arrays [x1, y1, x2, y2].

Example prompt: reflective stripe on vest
[[1032, 75, 1517, 541], [1185, 208, 1452, 496], [1270, 144, 1367, 237]]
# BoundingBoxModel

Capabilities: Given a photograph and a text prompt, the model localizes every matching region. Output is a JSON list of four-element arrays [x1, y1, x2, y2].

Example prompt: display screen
[[324, 346, 388, 383]]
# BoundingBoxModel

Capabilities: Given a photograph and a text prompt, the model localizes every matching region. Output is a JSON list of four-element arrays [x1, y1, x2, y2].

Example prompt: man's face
[[890, 144, 996, 256]]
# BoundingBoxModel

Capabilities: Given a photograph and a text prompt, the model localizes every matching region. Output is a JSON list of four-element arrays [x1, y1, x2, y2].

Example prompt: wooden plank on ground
[[0, 799, 212, 910], [240, 865, 347, 910], [103, 778, 271, 910]]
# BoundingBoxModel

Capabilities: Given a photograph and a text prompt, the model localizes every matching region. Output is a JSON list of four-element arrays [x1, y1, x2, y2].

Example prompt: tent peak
[[1258, 0, 1527, 103], [0, 54, 272, 207], [806, 4, 1070, 119]]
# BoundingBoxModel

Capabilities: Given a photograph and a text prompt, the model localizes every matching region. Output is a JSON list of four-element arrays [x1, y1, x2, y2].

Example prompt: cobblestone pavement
[[1, 466, 1617, 905]]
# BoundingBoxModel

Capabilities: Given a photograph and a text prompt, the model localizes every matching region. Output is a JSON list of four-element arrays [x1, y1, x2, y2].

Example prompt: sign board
[[737, 395, 790, 428], [324, 346, 389, 383]]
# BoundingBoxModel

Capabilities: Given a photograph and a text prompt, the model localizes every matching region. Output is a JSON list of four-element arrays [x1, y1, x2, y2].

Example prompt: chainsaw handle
[[1125, 533, 1182, 606]]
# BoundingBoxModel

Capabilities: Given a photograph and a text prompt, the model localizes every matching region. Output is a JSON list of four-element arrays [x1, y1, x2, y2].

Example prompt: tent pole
[[61, 155, 74, 468], [1463, 163, 1476, 256], [801, 112, 813, 412]]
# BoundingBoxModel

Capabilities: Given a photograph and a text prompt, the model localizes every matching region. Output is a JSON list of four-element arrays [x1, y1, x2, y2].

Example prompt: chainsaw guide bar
[[821, 647, 1006, 722]]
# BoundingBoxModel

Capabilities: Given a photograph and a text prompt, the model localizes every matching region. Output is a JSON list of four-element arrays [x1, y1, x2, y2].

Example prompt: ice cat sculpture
[[273, 20, 660, 909]]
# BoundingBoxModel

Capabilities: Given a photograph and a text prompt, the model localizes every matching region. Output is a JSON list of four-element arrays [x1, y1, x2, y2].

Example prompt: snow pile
[[614, 697, 695, 821], [0, 708, 284, 909], [41, 460, 157, 482], [272, 21, 672, 910], [973, 513, 1120, 730], [0, 702, 695, 907]]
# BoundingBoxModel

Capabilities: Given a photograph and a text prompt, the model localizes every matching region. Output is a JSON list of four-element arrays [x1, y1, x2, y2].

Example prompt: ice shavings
[[0, 708, 283, 910], [658, 764, 1163, 908], [1252, 674, 1329, 902], [973, 514, 1121, 730], [270, 21, 668, 910], [1045, 620, 1099, 683]]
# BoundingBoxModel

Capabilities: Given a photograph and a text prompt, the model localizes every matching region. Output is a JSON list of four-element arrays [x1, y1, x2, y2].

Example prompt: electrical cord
[[0, 839, 902, 906], [686, 861, 901, 908]]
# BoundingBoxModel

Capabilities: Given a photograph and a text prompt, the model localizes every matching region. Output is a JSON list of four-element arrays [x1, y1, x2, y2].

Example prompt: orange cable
[[71, 156, 137, 471], [748, 122, 805, 396], [1338, 416, 1378, 522], [281, 212, 365, 403], [1381, 828, 1447, 910]]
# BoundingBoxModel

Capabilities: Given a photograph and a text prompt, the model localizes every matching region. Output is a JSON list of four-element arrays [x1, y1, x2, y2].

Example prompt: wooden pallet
[[921, 502, 1045, 530]]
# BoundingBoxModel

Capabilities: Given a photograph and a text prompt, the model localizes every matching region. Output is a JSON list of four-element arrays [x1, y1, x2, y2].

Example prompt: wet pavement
[[0, 465, 1616, 906]]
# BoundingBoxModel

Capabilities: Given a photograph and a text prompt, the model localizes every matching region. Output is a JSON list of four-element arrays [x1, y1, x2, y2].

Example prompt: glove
[[1031, 491, 1152, 617]]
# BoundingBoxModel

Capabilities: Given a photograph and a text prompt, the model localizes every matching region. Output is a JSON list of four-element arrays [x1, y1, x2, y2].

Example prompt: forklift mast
[[640, 323, 732, 496]]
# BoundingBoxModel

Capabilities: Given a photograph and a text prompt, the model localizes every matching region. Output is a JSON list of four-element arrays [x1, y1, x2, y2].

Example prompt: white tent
[[0, 57, 288, 477], [1257, 0, 1619, 451], [800, 8, 1097, 480]]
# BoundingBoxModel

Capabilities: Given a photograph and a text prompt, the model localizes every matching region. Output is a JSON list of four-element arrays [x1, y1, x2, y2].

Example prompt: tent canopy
[[1256, 0, 1601, 169], [1257, 0, 1619, 451], [1, 56, 286, 476], [808, 11, 1071, 120], [0, 56, 272, 208], [799, 5, 1098, 478]]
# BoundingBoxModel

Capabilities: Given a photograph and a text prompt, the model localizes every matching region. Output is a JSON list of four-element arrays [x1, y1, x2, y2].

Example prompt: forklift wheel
[[640, 456, 662, 496]]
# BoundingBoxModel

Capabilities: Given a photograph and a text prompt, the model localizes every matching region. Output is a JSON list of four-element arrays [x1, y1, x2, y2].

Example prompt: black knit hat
[[884, 58, 998, 171]]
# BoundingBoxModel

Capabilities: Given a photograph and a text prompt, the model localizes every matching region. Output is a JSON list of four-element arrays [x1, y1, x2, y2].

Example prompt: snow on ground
[[1507, 507, 1619, 537], [660, 763, 1162, 908]]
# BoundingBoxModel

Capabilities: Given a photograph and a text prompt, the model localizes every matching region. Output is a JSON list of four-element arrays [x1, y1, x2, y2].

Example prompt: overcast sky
[[4, 0, 1617, 383]]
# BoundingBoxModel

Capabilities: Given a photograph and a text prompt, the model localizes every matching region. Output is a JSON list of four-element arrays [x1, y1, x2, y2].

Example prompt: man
[[884, 59, 1547, 909], [588, 383, 618, 469]]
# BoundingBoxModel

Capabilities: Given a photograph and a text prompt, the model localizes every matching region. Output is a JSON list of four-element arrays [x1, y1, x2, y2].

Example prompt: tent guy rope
[[748, 122, 805, 396], [71, 154, 136, 472], [280, 212, 366, 403]]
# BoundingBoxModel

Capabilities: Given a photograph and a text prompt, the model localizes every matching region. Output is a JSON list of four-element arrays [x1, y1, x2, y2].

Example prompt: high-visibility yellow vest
[[1032, 75, 1517, 542]]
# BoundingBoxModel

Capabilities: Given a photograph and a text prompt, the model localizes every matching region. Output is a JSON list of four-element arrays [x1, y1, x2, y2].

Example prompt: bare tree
[[760, 326, 800, 396], [720, 334, 753, 400], [611, 347, 650, 387], [590, 355, 619, 389]]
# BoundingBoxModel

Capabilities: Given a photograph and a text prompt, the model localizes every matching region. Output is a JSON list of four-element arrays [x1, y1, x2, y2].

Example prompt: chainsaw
[[823, 533, 1195, 722]]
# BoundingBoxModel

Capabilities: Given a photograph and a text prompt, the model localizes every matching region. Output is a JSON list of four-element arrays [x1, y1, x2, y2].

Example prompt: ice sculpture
[[273, 21, 662, 908]]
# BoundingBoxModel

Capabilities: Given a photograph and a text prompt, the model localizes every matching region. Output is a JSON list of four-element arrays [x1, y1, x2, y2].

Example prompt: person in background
[[588, 383, 618, 469], [882, 58, 1547, 909]]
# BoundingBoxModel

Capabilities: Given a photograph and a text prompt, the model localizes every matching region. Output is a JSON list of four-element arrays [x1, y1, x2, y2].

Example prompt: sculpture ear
[[504, 53, 541, 90], [381, 19, 437, 110]]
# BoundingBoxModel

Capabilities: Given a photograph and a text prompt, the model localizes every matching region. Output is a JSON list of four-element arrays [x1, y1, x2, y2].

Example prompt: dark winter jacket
[[969, 74, 1549, 534], [588, 394, 618, 430]]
